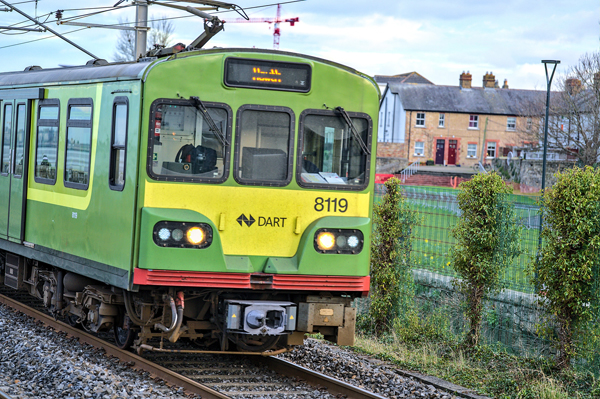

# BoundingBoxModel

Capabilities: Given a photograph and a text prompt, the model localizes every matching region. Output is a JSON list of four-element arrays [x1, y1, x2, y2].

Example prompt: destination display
[[224, 58, 311, 92]]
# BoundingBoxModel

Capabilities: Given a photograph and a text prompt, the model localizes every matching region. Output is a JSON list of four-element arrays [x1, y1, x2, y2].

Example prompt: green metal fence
[[363, 184, 600, 372]]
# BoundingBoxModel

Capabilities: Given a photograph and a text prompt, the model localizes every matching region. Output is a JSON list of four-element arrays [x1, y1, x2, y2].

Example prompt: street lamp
[[540, 60, 560, 193], [537, 60, 560, 263]]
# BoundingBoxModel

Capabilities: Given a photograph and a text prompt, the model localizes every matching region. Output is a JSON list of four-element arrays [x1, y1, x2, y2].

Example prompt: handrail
[[478, 161, 487, 174], [400, 161, 420, 183]]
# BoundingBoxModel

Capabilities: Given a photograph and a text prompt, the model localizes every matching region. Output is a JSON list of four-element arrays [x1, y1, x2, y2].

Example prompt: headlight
[[186, 227, 205, 245], [316, 232, 336, 251], [313, 229, 364, 254], [153, 221, 213, 249]]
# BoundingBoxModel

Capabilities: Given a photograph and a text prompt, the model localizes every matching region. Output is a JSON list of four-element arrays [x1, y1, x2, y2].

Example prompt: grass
[[350, 330, 599, 399]]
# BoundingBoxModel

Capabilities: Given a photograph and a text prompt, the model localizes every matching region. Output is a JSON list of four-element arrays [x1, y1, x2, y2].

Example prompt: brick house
[[376, 72, 544, 168]]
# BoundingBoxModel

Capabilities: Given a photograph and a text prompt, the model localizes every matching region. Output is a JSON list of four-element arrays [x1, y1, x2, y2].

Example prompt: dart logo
[[237, 214, 255, 227]]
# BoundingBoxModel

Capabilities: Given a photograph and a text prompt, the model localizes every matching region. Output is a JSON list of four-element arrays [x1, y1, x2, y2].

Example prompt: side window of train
[[64, 98, 93, 190], [13, 103, 26, 178], [1, 103, 12, 175], [109, 97, 128, 191], [34, 99, 60, 185], [234, 105, 295, 187]]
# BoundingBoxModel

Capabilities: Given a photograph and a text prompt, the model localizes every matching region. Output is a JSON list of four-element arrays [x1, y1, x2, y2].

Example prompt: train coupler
[[224, 300, 296, 335]]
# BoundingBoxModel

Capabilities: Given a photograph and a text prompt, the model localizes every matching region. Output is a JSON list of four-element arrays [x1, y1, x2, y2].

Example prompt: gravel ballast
[[0, 304, 193, 399], [0, 301, 466, 399], [281, 339, 457, 399]]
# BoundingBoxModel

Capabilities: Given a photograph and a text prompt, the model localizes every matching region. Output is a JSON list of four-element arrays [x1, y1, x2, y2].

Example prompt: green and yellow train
[[0, 47, 379, 353]]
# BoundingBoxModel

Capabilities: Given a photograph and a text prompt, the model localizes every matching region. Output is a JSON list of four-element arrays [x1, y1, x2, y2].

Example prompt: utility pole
[[135, 0, 148, 60]]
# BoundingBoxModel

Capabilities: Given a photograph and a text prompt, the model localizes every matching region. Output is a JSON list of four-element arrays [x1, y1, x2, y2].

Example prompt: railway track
[[0, 289, 386, 399]]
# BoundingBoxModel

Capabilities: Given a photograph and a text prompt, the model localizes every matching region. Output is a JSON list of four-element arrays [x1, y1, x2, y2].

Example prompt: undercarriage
[[0, 252, 357, 354]]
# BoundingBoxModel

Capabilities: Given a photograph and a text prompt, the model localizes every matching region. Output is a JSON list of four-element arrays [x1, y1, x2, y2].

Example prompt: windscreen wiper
[[190, 96, 229, 146], [335, 107, 370, 155]]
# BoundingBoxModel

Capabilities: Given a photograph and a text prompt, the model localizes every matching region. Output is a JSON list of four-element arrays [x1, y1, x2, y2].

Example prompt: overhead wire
[[0, 11, 53, 35], [0, 0, 306, 50]]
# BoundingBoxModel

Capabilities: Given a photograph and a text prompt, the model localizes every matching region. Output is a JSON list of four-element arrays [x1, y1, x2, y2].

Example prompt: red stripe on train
[[133, 268, 370, 296]]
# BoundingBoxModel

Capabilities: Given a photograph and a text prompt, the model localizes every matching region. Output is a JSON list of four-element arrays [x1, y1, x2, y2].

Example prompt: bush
[[368, 177, 419, 335], [450, 172, 521, 347], [533, 166, 600, 369]]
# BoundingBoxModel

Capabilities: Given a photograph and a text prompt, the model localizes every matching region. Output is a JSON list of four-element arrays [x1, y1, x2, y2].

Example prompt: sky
[[0, 0, 598, 91]]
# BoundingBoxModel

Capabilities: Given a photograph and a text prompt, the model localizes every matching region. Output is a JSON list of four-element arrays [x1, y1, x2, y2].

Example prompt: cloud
[[0, 0, 598, 91]]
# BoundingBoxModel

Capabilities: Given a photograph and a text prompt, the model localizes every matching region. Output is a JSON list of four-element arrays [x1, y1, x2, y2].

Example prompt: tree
[[450, 172, 521, 347], [113, 16, 175, 62], [113, 17, 136, 62], [520, 52, 600, 166], [534, 166, 600, 369]]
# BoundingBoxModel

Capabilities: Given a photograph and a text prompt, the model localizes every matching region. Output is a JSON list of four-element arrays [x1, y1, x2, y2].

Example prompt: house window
[[438, 113, 445, 127], [527, 117, 532, 131], [414, 141, 424, 156], [486, 142, 496, 158], [469, 115, 479, 129], [416, 112, 425, 127], [467, 143, 477, 158], [507, 117, 516, 131]]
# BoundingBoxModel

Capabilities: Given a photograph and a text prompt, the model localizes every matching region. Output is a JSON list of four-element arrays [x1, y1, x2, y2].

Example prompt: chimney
[[460, 71, 472, 89], [483, 71, 496, 88], [565, 78, 582, 95], [502, 79, 509, 89]]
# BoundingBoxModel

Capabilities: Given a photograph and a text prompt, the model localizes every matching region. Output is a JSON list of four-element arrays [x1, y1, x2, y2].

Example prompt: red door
[[435, 139, 445, 165], [448, 140, 457, 165]]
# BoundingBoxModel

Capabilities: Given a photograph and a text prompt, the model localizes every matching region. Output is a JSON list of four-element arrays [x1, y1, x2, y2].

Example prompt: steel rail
[[254, 356, 388, 399], [0, 293, 230, 399]]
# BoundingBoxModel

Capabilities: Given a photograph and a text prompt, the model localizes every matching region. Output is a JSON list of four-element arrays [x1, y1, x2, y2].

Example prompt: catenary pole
[[135, 0, 148, 60]]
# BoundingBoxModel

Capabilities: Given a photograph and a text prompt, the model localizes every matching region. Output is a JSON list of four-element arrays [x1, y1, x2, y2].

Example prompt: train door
[[448, 140, 457, 165], [0, 99, 28, 242], [435, 139, 445, 165], [0, 89, 42, 243]]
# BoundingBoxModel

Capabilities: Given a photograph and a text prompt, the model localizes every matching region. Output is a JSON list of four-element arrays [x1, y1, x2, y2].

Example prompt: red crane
[[223, 4, 299, 49]]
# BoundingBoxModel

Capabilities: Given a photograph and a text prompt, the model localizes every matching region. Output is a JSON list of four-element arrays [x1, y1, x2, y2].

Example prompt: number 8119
[[314, 197, 348, 213]]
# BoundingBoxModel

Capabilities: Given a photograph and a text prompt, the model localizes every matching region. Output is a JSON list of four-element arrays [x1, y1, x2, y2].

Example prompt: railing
[[399, 161, 420, 183], [478, 161, 487, 174]]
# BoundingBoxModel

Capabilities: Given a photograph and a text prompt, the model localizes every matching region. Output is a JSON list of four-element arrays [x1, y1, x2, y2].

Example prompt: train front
[[131, 49, 379, 353]]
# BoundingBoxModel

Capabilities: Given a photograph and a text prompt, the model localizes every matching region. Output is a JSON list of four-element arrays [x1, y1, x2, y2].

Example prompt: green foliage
[[369, 177, 419, 334], [392, 306, 454, 347], [450, 172, 522, 347], [533, 166, 600, 369]]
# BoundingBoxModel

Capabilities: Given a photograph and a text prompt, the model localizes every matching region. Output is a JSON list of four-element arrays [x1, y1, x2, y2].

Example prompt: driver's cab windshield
[[150, 101, 229, 180], [299, 112, 370, 188]]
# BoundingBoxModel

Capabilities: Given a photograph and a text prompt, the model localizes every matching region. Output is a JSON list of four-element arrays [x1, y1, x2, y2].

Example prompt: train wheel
[[66, 315, 82, 328], [114, 319, 136, 349], [234, 335, 280, 352]]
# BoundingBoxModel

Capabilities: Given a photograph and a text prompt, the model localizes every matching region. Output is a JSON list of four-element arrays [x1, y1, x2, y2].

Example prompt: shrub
[[534, 166, 600, 369], [369, 177, 419, 334], [450, 172, 521, 347]]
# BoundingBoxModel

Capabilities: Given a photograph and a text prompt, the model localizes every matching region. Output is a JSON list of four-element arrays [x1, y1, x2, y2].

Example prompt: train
[[0, 43, 379, 354]]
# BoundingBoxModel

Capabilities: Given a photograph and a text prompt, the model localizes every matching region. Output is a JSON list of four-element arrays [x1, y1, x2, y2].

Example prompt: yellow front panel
[[144, 182, 370, 256]]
